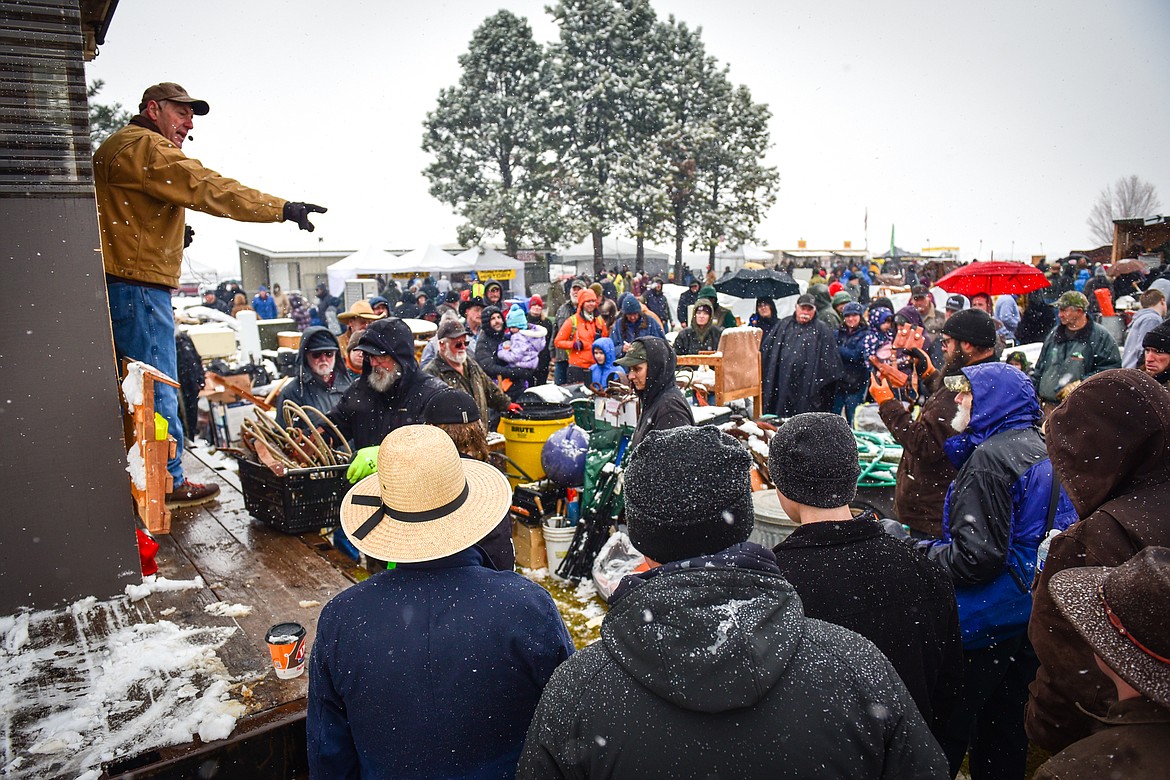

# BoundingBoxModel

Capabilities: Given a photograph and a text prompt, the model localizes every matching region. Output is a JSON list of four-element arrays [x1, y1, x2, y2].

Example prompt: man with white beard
[[424, 318, 519, 427], [327, 318, 448, 449], [276, 326, 354, 419], [889, 362, 1076, 780]]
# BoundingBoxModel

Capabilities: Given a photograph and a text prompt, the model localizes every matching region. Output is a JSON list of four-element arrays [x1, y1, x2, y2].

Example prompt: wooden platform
[[0, 448, 362, 780], [106, 448, 361, 778]]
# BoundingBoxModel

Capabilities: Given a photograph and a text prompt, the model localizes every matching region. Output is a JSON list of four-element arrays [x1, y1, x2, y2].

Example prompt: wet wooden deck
[[103, 448, 362, 777]]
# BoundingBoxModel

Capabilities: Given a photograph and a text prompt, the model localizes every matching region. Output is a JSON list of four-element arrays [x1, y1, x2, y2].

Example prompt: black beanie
[[768, 413, 860, 508], [624, 426, 754, 563], [1143, 320, 1170, 353], [942, 308, 997, 348]]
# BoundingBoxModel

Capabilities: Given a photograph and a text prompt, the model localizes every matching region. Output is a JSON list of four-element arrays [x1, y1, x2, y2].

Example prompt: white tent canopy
[[716, 244, 773, 263], [393, 244, 466, 275], [556, 236, 669, 265], [326, 246, 401, 296], [453, 247, 527, 297], [328, 244, 528, 298]]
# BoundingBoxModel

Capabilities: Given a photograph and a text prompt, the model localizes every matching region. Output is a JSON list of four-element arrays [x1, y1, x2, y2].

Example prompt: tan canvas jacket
[[94, 124, 285, 288]]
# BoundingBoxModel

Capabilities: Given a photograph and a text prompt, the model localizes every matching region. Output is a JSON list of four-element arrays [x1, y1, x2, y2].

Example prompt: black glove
[[283, 202, 327, 232], [183, 225, 195, 248]]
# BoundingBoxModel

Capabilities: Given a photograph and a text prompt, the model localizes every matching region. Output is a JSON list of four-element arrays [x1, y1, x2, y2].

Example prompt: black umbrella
[[713, 268, 801, 299]]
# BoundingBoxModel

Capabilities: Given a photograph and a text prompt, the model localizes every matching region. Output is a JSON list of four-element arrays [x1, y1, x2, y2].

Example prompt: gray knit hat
[[768, 413, 860, 508], [624, 426, 754, 563]]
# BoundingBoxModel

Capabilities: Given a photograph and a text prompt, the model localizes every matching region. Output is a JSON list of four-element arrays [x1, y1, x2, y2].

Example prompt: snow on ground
[[0, 596, 244, 779], [522, 568, 609, 647], [203, 602, 253, 618], [124, 574, 205, 602]]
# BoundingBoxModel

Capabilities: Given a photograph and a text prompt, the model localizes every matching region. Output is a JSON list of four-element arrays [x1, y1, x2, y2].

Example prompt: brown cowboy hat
[[1049, 546, 1170, 708], [337, 300, 383, 322], [339, 426, 511, 563]]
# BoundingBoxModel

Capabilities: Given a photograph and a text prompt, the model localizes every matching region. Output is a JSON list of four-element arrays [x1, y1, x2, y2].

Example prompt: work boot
[[165, 479, 220, 508]]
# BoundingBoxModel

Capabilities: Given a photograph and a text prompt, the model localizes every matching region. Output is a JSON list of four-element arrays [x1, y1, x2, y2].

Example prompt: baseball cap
[[1057, 291, 1089, 310], [139, 83, 209, 115], [614, 340, 649, 367], [436, 319, 471, 341], [945, 294, 966, 312], [911, 285, 930, 298], [796, 293, 816, 307]]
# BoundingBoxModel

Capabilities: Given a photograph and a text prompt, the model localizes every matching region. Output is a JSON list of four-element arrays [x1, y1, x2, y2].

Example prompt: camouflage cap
[[1057, 291, 1089, 310]]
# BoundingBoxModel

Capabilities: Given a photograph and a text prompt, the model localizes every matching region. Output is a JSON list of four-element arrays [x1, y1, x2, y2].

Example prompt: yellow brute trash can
[[499, 402, 574, 487]]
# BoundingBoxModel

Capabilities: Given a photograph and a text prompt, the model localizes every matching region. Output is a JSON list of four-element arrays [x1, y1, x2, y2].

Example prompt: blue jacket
[[836, 321, 870, 392], [920, 364, 1076, 645], [612, 296, 665, 353], [252, 293, 278, 319], [589, 336, 625, 388], [308, 546, 574, 779]]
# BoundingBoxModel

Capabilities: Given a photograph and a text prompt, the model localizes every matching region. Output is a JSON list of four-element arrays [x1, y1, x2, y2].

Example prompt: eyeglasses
[[309, 350, 336, 358], [447, 338, 469, 348]]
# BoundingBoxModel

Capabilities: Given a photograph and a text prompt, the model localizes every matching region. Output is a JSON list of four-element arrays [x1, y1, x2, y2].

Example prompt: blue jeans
[[554, 359, 569, 386], [832, 387, 865, 426], [108, 282, 185, 482]]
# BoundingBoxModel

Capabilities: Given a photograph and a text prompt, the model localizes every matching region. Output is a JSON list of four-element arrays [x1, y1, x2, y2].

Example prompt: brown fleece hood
[[1047, 369, 1170, 516]]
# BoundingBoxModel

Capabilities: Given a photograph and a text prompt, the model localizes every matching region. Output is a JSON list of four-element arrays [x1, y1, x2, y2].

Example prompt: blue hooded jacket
[[924, 363, 1076, 591], [589, 336, 625, 388]]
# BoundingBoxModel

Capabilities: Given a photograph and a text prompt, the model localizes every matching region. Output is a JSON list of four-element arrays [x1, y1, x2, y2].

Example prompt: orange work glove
[[869, 371, 895, 405]]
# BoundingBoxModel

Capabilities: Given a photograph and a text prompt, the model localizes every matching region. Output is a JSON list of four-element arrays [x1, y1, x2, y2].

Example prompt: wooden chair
[[676, 326, 763, 413], [121, 360, 180, 535]]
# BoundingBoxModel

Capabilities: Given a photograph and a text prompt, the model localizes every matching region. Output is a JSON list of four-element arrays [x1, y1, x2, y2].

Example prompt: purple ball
[[541, 425, 588, 486]]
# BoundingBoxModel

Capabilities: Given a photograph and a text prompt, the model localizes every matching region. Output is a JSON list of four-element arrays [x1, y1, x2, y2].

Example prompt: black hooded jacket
[[276, 326, 354, 419], [631, 337, 693, 448], [327, 319, 448, 449], [474, 305, 531, 383], [518, 543, 947, 779]]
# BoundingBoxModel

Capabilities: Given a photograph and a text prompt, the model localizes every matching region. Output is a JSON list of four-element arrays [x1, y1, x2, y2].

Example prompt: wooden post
[[122, 360, 181, 535]]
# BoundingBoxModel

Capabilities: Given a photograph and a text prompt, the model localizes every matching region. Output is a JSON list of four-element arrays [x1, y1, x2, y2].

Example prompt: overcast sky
[[87, 0, 1170, 277]]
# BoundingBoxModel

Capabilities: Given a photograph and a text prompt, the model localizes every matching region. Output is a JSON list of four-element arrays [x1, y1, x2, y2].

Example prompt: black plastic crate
[[237, 457, 349, 534]]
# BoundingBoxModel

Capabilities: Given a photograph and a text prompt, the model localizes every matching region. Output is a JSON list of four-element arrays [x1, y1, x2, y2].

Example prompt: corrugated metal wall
[[0, 0, 93, 196]]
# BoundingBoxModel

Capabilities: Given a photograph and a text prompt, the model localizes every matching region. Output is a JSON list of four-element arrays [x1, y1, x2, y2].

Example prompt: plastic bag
[[591, 531, 646, 602]]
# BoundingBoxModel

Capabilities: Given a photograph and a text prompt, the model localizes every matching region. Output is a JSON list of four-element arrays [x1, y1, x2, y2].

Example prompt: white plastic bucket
[[542, 518, 576, 580]]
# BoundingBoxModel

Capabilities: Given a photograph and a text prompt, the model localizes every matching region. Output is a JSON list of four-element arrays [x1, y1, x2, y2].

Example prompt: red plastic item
[[136, 529, 159, 577], [1094, 287, 1116, 317]]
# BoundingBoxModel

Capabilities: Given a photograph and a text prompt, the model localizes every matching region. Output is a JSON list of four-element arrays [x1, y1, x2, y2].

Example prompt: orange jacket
[[554, 289, 609, 369]]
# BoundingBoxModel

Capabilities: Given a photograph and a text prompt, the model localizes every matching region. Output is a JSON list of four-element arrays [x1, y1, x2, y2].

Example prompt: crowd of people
[[95, 80, 1169, 780], [181, 255, 1170, 780], [285, 261, 1169, 779]]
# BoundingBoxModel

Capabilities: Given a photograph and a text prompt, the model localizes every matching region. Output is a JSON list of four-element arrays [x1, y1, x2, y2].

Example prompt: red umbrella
[[934, 261, 1050, 297]]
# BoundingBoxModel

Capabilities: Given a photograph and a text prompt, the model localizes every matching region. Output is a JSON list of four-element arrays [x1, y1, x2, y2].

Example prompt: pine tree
[[546, 0, 658, 274], [87, 79, 131, 148], [649, 17, 730, 280], [693, 84, 779, 270], [421, 11, 560, 256]]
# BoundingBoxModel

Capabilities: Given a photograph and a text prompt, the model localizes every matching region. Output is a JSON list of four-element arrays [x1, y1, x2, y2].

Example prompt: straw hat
[[339, 425, 511, 563], [1049, 546, 1170, 708], [337, 300, 382, 322]]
